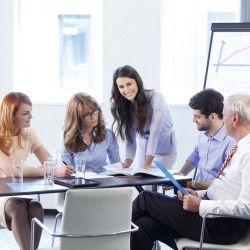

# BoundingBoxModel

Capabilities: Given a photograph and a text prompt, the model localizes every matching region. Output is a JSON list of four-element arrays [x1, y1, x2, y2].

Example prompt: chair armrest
[[30, 218, 139, 250], [199, 213, 250, 250], [30, 218, 55, 250]]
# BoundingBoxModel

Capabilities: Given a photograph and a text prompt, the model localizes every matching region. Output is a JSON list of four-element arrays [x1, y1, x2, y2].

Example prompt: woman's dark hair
[[189, 88, 224, 119], [110, 65, 148, 142]]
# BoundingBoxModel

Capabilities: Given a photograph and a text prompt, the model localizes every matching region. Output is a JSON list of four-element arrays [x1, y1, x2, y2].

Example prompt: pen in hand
[[62, 161, 75, 175]]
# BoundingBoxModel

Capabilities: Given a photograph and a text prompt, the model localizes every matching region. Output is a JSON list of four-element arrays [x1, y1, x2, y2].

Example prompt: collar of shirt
[[78, 128, 97, 143], [204, 124, 228, 143], [237, 133, 250, 149]]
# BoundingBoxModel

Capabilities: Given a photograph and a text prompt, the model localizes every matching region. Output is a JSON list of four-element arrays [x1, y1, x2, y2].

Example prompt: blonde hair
[[63, 92, 106, 153]]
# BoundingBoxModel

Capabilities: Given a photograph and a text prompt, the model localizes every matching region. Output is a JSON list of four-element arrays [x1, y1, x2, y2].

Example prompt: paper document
[[102, 162, 176, 177]]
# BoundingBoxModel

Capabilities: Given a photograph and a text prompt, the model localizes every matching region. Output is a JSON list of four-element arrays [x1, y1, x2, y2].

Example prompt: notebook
[[54, 178, 99, 188], [153, 161, 188, 195]]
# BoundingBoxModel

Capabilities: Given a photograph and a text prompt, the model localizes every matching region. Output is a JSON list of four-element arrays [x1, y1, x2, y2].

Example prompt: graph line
[[216, 40, 226, 73], [214, 42, 250, 73], [220, 45, 250, 65]]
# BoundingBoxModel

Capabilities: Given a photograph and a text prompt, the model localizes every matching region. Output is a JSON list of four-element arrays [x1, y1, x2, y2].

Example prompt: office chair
[[175, 213, 250, 250], [51, 183, 141, 246], [31, 187, 138, 250]]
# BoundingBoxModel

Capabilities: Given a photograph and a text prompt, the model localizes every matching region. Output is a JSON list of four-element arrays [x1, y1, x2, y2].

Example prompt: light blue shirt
[[58, 128, 120, 173], [125, 91, 177, 160], [187, 125, 235, 181]]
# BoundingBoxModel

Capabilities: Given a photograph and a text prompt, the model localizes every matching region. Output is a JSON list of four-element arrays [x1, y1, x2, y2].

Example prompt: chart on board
[[204, 23, 250, 97]]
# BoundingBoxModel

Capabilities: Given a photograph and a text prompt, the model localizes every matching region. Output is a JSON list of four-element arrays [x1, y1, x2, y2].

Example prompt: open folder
[[154, 161, 188, 195]]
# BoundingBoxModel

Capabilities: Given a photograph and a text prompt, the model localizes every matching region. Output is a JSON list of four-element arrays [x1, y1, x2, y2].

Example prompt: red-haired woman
[[0, 92, 74, 250]]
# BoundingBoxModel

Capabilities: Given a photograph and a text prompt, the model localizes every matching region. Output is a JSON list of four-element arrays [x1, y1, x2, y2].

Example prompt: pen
[[62, 161, 76, 174]]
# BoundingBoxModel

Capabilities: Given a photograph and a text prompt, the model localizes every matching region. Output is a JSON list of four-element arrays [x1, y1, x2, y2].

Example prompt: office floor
[[0, 212, 59, 250], [0, 211, 172, 250]]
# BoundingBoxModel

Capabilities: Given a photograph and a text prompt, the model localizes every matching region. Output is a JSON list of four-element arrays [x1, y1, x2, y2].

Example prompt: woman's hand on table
[[122, 158, 133, 168]]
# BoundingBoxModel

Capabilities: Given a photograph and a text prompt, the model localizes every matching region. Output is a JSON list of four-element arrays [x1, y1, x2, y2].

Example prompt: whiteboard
[[204, 23, 250, 98]]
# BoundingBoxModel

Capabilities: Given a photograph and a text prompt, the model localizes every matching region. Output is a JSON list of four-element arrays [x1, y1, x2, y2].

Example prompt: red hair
[[0, 92, 32, 155]]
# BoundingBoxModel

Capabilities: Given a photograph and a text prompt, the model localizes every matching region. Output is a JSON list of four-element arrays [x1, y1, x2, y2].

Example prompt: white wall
[[0, 0, 14, 94], [0, 0, 198, 208], [102, 0, 162, 128]]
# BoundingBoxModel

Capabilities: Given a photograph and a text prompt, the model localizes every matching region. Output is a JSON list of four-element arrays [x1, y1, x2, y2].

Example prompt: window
[[161, 0, 241, 105], [14, 0, 102, 103], [59, 15, 91, 89]]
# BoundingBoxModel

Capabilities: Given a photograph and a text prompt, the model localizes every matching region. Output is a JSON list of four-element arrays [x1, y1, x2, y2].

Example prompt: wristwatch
[[190, 180, 196, 190]]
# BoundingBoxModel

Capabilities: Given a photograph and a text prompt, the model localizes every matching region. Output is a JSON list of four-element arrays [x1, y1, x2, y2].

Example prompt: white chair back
[[59, 187, 134, 250]]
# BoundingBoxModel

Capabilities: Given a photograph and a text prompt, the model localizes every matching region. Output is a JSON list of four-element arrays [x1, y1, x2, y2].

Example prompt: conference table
[[0, 175, 191, 197]]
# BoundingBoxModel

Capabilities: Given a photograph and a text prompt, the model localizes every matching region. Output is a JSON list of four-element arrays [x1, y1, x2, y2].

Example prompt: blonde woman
[[58, 92, 120, 172]]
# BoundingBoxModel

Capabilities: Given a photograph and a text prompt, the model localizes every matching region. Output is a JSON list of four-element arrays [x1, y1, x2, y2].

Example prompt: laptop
[[54, 178, 99, 188], [153, 161, 188, 195]]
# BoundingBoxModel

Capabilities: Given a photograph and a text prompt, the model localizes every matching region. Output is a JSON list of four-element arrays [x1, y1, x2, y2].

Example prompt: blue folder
[[154, 161, 188, 195]]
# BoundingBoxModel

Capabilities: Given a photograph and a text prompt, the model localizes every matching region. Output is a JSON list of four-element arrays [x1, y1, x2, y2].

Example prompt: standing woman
[[0, 92, 73, 250], [59, 92, 120, 172], [110, 65, 177, 169]]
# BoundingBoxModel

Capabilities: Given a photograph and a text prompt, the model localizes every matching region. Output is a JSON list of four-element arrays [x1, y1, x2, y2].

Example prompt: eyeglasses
[[83, 109, 99, 120]]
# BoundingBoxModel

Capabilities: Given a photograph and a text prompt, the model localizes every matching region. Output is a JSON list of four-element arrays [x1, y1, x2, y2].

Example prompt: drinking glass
[[75, 159, 86, 178], [12, 159, 23, 182], [44, 160, 54, 185]]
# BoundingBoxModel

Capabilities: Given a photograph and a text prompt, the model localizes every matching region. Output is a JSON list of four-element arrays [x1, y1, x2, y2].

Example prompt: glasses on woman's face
[[82, 109, 99, 120]]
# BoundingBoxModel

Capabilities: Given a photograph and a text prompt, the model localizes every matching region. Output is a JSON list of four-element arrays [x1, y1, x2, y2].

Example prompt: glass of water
[[44, 160, 54, 185], [12, 159, 23, 182], [75, 159, 86, 178]]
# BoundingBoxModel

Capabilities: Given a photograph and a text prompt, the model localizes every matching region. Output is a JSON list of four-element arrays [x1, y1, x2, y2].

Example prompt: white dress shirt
[[198, 133, 250, 217]]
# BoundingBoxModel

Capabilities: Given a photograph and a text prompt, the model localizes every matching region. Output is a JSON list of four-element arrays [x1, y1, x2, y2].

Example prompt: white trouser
[[136, 137, 177, 169]]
